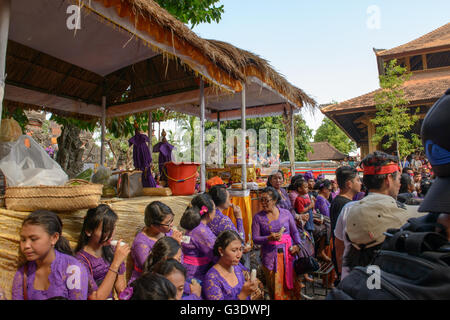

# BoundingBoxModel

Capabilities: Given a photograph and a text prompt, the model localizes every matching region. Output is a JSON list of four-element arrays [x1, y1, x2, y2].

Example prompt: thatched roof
[[207, 39, 316, 108], [90, 0, 245, 88], [4, 0, 246, 120]]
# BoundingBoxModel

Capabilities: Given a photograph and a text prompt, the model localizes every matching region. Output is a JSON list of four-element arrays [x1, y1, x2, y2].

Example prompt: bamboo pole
[[148, 111, 153, 156], [100, 96, 106, 166], [200, 79, 206, 193], [241, 84, 247, 190], [290, 105, 296, 177], [217, 112, 221, 167], [0, 0, 11, 129]]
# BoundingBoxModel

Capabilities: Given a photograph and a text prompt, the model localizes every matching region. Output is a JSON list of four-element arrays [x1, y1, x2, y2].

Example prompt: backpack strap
[[78, 252, 94, 277], [23, 264, 28, 301], [404, 232, 449, 255]]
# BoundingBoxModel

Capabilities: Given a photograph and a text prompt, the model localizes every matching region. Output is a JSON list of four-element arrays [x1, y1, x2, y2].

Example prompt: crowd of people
[[2, 150, 439, 301], [1, 91, 449, 301]]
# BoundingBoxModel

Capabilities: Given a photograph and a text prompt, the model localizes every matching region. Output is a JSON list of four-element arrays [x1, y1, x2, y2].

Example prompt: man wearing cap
[[334, 151, 422, 280]]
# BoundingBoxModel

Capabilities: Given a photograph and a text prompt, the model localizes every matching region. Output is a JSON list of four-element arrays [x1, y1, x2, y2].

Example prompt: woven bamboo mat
[[0, 195, 193, 300]]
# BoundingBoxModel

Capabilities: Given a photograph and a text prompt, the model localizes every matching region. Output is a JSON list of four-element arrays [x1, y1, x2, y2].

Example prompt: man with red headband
[[334, 151, 419, 280]]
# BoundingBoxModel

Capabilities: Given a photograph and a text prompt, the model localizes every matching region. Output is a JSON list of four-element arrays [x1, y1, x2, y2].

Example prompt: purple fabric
[[288, 190, 299, 207], [181, 222, 217, 283], [207, 208, 245, 238], [277, 188, 296, 216], [353, 192, 365, 201], [75, 249, 126, 299], [203, 265, 247, 300], [252, 207, 302, 272], [128, 230, 173, 284], [153, 141, 174, 181], [331, 190, 340, 200], [129, 133, 157, 187], [304, 171, 314, 181], [12, 250, 90, 300], [182, 281, 202, 300], [315, 195, 330, 218]]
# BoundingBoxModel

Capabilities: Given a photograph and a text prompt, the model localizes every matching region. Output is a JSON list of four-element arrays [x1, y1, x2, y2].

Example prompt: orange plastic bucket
[[164, 162, 200, 196]]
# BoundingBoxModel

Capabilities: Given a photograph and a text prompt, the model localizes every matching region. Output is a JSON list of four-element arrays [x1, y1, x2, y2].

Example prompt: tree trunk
[[56, 123, 84, 178]]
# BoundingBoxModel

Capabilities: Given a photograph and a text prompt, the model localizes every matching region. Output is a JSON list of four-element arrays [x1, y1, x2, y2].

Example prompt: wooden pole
[[148, 111, 153, 158], [200, 79, 206, 193], [0, 0, 11, 128], [241, 84, 247, 190], [100, 96, 106, 166], [290, 105, 296, 177], [217, 112, 221, 167]]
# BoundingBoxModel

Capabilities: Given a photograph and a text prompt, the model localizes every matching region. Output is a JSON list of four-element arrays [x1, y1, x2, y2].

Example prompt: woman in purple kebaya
[[74, 204, 130, 300], [203, 230, 258, 300], [207, 185, 245, 237], [313, 179, 332, 263], [267, 170, 296, 216], [252, 187, 302, 300], [180, 194, 217, 283], [128, 201, 182, 284], [12, 210, 89, 300], [120, 237, 201, 300]]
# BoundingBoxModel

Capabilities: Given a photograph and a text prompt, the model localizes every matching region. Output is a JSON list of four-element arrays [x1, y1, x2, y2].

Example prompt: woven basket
[[5, 179, 103, 212]]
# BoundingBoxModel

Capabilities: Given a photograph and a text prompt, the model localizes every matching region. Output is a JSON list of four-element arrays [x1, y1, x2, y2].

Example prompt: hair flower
[[200, 206, 209, 216]]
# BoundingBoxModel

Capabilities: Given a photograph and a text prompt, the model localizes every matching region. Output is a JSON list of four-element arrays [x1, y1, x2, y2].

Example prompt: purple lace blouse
[[203, 265, 248, 300], [207, 208, 244, 238], [12, 250, 90, 300], [315, 195, 330, 218], [128, 230, 173, 284], [181, 222, 217, 282], [252, 207, 302, 272], [75, 249, 126, 299]]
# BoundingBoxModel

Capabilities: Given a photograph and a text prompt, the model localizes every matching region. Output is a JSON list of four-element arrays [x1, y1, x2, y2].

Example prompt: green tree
[[155, 0, 224, 27], [371, 59, 421, 165], [314, 117, 356, 154], [204, 114, 313, 164]]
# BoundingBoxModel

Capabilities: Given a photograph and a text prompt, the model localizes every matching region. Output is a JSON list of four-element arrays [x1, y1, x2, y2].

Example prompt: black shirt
[[330, 195, 352, 234]]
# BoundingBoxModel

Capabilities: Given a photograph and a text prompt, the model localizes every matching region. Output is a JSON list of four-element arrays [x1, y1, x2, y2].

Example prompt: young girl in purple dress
[[119, 237, 201, 300], [129, 201, 182, 284], [203, 230, 258, 300], [74, 204, 130, 300], [180, 193, 217, 283], [128, 273, 177, 300], [151, 259, 191, 300], [313, 179, 332, 263], [207, 185, 245, 237], [12, 210, 90, 300]]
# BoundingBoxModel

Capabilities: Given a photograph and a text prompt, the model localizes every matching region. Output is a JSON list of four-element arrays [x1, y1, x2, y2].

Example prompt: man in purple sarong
[[153, 130, 174, 184], [129, 128, 157, 187]]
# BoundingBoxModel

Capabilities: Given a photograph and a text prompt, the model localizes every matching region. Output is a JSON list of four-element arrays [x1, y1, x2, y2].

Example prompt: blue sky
[[192, 1, 450, 131]]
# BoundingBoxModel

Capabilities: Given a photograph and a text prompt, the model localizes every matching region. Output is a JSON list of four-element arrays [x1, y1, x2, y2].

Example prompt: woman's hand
[[289, 245, 300, 255], [268, 232, 282, 242], [190, 280, 202, 298], [243, 243, 252, 253], [231, 204, 243, 220], [301, 213, 310, 222], [239, 280, 258, 299], [111, 239, 130, 269], [171, 229, 183, 244]]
